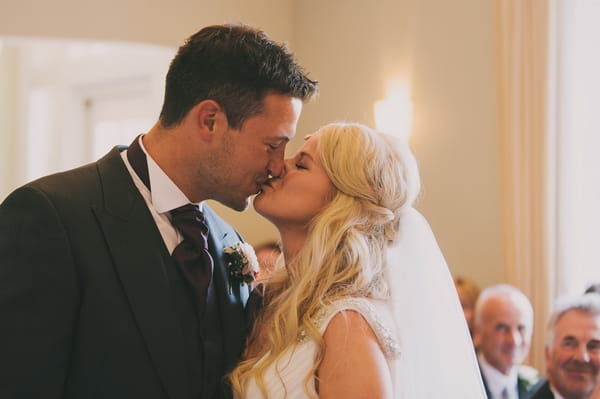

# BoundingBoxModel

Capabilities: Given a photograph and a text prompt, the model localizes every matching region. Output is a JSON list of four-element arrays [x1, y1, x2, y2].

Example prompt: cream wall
[[0, 0, 294, 46], [0, 46, 18, 197], [291, 0, 504, 286], [0, 0, 504, 287]]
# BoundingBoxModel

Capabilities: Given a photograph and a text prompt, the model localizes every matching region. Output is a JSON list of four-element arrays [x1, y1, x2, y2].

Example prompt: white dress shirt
[[121, 135, 203, 254], [479, 353, 519, 399], [550, 384, 565, 399]]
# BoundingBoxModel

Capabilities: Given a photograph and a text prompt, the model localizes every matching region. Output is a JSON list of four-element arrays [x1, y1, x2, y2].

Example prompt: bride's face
[[254, 133, 333, 228]]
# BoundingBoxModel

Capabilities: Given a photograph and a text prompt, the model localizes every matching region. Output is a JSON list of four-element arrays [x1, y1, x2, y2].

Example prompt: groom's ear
[[193, 100, 227, 140]]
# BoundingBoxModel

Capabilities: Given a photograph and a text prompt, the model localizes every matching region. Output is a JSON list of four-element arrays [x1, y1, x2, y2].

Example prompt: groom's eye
[[266, 140, 285, 151]]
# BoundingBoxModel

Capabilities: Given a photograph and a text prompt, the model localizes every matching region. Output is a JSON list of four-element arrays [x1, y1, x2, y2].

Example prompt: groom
[[0, 24, 317, 399]]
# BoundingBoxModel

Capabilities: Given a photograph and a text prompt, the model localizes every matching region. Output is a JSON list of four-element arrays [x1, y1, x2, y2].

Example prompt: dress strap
[[314, 297, 400, 359]]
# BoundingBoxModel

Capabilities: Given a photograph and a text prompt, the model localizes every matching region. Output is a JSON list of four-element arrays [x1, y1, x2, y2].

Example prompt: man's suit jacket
[[526, 380, 554, 399], [480, 363, 541, 399], [0, 147, 250, 399]]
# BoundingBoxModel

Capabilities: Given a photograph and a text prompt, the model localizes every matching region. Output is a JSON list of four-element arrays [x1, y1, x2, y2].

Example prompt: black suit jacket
[[526, 380, 554, 399], [0, 147, 250, 399]]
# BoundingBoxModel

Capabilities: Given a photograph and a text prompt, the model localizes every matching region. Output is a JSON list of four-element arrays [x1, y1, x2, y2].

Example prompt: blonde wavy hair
[[229, 122, 421, 398]]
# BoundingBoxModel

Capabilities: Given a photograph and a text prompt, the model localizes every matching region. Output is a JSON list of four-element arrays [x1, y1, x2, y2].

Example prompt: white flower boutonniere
[[224, 242, 260, 289]]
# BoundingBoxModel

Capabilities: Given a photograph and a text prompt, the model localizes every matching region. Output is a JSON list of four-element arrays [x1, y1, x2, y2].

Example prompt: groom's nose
[[274, 157, 293, 179], [267, 156, 285, 178]]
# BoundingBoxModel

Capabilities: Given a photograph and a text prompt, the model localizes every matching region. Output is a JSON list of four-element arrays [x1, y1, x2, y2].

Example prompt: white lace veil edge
[[386, 207, 487, 398]]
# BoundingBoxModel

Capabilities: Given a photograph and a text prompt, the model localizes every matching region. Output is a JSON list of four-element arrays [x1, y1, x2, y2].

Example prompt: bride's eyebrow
[[298, 152, 315, 163]]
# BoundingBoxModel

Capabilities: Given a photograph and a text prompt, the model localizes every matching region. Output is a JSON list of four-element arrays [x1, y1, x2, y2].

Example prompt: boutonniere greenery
[[518, 365, 542, 391], [224, 242, 260, 290]]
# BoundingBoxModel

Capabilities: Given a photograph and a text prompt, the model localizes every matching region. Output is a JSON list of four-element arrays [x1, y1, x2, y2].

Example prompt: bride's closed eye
[[293, 153, 310, 170]]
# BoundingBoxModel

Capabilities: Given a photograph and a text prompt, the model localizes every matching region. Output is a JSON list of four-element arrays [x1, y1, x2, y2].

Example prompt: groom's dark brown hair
[[159, 23, 318, 130]]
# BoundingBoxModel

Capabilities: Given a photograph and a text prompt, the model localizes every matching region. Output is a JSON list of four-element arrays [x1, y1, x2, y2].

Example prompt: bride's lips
[[262, 177, 276, 188], [256, 179, 273, 194]]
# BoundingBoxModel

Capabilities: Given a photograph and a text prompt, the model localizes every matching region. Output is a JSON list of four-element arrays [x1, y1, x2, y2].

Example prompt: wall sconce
[[374, 81, 413, 142]]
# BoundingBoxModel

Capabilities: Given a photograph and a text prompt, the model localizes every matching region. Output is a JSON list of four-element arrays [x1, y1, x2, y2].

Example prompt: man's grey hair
[[545, 293, 600, 347], [474, 284, 534, 329]]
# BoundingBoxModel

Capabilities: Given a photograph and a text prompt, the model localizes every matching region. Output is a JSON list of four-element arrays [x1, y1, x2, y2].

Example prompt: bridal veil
[[387, 207, 487, 398]]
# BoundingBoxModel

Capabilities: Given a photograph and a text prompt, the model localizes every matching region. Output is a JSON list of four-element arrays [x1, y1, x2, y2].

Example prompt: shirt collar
[[138, 135, 203, 213], [549, 383, 566, 399], [478, 353, 518, 397]]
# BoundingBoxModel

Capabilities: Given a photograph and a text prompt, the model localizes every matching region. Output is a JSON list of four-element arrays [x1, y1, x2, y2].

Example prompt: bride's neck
[[278, 227, 308, 265]]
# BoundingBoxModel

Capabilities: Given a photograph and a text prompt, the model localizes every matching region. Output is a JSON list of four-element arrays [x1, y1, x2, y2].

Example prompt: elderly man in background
[[474, 284, 541, 398], [527, 294, 600, 399]]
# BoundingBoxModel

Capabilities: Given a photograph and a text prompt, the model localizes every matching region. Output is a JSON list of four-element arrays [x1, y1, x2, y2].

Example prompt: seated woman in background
[[230, 122, 486, 398], [454, 275, 481, 336]]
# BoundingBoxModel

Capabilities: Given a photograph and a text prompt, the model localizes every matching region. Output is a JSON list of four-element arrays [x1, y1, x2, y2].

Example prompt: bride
[[229, 122, 486, 398]]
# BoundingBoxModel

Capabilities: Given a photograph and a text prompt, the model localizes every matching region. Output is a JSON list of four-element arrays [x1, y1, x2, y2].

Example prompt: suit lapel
[[518, 376, 530, 398], [527, 380, 554, 399], [203, 205, 249, 370], [538, 381, 554, 399], [93, 147, 189, 399], [479, 365, 492, 398]]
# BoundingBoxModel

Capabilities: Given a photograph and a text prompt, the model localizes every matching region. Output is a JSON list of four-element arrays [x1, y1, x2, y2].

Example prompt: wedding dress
[[243, 297, 399, 398], [242, 208, 487, 398]]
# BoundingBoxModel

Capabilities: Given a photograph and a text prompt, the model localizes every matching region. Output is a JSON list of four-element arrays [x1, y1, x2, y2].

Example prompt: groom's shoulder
[[1, 147, 128, 213], [25, 147, 122, 189]]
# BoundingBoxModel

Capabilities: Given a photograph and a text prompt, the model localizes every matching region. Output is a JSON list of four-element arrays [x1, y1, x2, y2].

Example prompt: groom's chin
[[218, 196, 251, 212]]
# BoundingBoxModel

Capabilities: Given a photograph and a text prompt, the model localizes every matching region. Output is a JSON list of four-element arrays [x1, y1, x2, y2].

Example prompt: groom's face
[[207, 93, 302, 211]]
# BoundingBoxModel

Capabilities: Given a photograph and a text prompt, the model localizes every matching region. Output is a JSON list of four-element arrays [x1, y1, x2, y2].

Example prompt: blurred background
[[1, 0, 598, 369]]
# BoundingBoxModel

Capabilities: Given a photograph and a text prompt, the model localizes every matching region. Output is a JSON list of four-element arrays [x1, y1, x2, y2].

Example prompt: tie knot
[[170, 204, 208, 234], [171, 204, 204, 220]]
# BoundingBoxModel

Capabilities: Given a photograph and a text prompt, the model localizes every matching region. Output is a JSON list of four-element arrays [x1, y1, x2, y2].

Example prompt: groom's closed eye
[[265, 138, 288, 151]]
